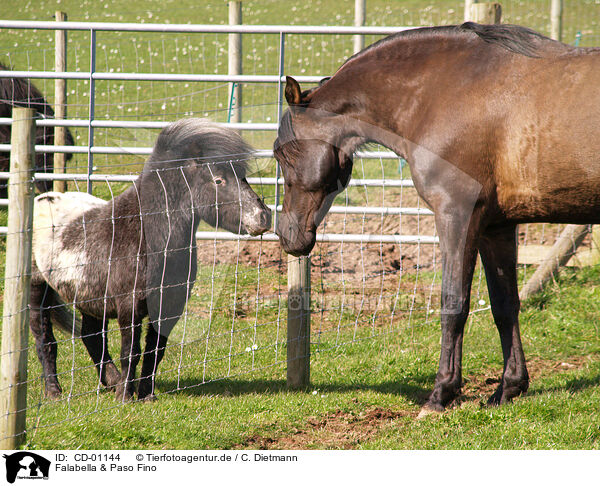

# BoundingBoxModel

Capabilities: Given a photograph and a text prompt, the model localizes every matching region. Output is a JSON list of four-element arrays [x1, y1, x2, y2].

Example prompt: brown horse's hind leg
[[479, 225, 529, 405], [29, 282, 62, 398], [420, 211, 482, 415], [81, 314, 121, 391]]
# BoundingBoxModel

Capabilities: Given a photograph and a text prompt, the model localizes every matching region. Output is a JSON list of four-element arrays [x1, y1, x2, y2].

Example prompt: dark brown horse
[[274, 23, 600, 415], [0, 62, 74, 196]]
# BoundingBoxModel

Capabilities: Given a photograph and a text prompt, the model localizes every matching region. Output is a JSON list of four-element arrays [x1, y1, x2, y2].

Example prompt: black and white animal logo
[[3, 452, 51, 483]]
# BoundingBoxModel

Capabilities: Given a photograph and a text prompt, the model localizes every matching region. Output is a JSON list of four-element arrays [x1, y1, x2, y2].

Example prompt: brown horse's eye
[[213, 177, 225, 186]]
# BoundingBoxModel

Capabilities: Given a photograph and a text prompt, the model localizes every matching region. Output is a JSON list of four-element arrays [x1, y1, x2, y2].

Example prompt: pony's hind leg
[[29, 281, 62, 398], [81, 314, 121, 391], [478, 225, 529, 405], [138, 324, 169, 401]]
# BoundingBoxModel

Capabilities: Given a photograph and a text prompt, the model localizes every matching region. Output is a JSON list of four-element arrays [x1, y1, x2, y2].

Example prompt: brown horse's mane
[[344, 23, 570, 67]]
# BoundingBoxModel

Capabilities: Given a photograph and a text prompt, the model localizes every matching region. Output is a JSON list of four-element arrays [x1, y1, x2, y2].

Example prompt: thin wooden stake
[[54, 11, 68, 193], [0, 108, 36, 449], [228, 1, 242, 125], [287, 254, 311, 389], [353, 0, 365, 54], [470, 2, 502, 23], [550, 0, 563, 42]]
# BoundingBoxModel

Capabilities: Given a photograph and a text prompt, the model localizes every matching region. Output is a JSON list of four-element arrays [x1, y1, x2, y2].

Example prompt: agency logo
[[3, 452, 51, 483]]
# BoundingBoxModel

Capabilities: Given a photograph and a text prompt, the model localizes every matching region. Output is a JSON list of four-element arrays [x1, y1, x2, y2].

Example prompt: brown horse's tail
[[49, 300, 82, 338]]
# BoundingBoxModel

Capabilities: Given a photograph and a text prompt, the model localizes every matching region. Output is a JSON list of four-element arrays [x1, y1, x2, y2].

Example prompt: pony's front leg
[[419, 212, 481, 416], [479, 225, 529, 405], [29, 282, 62, 398], [116, 312, 143, 402]]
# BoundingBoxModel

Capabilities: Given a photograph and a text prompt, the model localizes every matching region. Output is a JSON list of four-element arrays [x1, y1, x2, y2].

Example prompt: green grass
[[17, 263, 600, 450], [1, 0, 599, 450]]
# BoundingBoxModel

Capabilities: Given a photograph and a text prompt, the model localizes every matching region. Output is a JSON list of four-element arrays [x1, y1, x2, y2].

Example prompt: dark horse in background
[[0, 62, 75, 197], [31, 118, 271, 401], [274, 23, 600, 416]]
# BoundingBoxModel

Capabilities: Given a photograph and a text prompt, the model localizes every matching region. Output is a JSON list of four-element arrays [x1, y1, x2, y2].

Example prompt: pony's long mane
[[148, 118, 253, 174]]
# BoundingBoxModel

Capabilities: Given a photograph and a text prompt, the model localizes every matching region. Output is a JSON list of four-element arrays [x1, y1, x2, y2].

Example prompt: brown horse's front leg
[[479, 225, 529, 405], [419, 212, 481, 416]]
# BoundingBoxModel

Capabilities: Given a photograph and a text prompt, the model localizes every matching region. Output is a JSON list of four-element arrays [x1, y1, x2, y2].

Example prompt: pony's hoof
[[138, 394, 157, 403], [115, 388, 135, 403], [45, 388, 62, 400]]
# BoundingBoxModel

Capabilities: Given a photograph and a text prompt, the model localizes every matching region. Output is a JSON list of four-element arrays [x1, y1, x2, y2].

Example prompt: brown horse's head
[[274, 77, 354, 256]]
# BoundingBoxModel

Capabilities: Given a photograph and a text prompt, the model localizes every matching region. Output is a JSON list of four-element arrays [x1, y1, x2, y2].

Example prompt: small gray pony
[[30, 118, 271, 401]]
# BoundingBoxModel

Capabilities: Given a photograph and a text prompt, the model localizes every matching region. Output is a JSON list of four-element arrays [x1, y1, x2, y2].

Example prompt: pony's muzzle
[[243, 199, 272, 236]]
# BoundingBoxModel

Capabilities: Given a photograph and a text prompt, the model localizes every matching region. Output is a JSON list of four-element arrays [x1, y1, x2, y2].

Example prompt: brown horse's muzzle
[[275, 212, 315, 256]]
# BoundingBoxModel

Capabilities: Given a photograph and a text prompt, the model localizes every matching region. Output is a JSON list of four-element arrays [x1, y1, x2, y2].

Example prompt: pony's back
[[33, 192, 105, 280]]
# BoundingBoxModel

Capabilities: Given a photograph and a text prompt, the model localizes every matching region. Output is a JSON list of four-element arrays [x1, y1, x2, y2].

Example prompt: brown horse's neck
[[306, 26, 577, 158]]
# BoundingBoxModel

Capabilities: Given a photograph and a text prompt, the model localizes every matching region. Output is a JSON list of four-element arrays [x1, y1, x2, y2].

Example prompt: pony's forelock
[[151, 118, 253, 172]]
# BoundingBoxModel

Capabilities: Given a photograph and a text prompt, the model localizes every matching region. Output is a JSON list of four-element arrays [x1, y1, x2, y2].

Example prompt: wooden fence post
[[287, 254, 311, 389], [353, 0, 366, 54], [464, 0, 476, 22], [550, 0, 563, 42], [470, 2, 502, 23], [519, 224, 590, 301], [54, 11, 68, 193], [0, 108, 36, 449], [228, 1, 242, 125]]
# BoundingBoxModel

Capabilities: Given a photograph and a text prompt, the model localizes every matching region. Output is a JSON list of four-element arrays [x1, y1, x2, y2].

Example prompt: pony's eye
[[213, 177, 225, 186]]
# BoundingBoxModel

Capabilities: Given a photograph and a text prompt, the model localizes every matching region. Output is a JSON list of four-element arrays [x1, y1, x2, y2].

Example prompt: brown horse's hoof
[[417, 405, 443, 420], [487, 381, 528, 407]]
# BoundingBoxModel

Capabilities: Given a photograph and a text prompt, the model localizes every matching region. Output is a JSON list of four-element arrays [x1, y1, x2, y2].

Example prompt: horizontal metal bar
[[0, 172, 138, 182], [0, 195, 432, 216], [0, 172, 416, 188], [252, 149, 401, 159], [0, 143, 151, 155], [248, 176, 414, 188], [0, 145, 402, 161], [0, 20, 413, 35], [266, 204, 432, 215], [192, 232, 438, 244], [0, 225, 438, 244], [0, 70, 329, 84], [0, 118, 277, 131]]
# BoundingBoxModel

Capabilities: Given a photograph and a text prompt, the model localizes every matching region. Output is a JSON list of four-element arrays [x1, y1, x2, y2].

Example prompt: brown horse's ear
[[285, 76, 302, 108]]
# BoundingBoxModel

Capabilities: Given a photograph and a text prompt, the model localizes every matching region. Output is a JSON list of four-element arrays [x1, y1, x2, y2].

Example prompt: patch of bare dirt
[[456, 355, 596, 405], [233, 407, 414, 450]]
